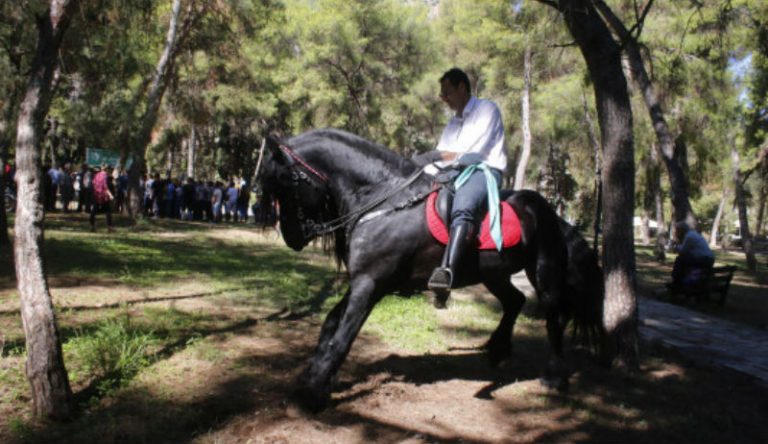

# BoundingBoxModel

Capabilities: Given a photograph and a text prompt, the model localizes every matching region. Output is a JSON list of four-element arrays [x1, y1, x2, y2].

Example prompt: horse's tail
[[558, 218, 608, 358]]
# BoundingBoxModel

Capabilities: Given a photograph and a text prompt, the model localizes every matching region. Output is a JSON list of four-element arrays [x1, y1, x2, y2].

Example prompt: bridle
[[274, 143, 425, 241]]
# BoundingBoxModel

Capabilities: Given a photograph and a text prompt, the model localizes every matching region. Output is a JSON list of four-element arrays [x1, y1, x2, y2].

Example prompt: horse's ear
[[266, 135, 294, 166]]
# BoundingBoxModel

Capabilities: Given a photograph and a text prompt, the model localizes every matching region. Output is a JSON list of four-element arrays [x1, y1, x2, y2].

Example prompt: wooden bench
[[666, 265, 737, 306]]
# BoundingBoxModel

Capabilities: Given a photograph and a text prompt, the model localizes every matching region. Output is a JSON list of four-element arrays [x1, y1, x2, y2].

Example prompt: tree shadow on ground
[[0, 217, 300, 292], [8, 316, 768, 444]]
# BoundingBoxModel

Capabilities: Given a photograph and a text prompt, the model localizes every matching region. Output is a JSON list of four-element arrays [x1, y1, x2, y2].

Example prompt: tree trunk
[[710, 188, 727, 248], [755, 166, 767, 237], [730, 146, 757, 272], [556, 0, 639, 366], [0, 149, 9, 248], [127, 0, 183, 219], [593, 180, 602, 254], [1, 115, 11, 247], [651, 144, 666, 261], [187, 125, 196, 179], [13, 0, 78, 420], [640, 213, 651, 245], [514, 46, 533, 190], [594, 0, 697, 229], [582, 91, 602, 254], [640, 151, 654, 246], [166, 142, 174, 178]]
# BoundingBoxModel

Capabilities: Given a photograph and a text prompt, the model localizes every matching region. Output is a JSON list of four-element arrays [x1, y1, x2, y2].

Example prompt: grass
[[0, 212, 345, 437], [363, 295, 444, 353], [0, 212, 766, 443], [63, 314, 158, 395]]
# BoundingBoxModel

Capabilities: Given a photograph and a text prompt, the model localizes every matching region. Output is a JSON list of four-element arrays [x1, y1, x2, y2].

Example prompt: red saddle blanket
[[426, 191, 522, 250]]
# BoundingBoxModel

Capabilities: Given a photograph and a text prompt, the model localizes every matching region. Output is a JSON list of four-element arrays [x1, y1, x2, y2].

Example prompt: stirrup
[[428, 267, 453, 309]]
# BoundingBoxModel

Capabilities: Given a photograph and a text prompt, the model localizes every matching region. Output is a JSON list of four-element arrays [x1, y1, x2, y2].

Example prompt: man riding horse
[[425, 68, 508, 307]]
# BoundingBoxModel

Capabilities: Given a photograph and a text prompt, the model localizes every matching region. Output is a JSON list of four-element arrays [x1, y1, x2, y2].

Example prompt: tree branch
[[627, 0, 655, 39]]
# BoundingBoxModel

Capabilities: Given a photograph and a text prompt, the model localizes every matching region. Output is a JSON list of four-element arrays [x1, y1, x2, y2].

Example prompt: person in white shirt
[[670, 222, 715, 289], [427, 68, 507, 307]]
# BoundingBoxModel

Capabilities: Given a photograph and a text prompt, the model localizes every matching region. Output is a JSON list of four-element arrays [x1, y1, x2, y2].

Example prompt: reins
[[311, 167, 425, 235], [277, 143, 425, 237]]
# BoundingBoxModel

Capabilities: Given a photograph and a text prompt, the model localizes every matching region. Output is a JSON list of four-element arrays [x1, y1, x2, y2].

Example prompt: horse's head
[[259, 137, 333, 251]]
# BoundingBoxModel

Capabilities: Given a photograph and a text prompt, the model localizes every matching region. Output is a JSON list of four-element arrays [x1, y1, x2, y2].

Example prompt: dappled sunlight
[[2, 216, 768, 443]]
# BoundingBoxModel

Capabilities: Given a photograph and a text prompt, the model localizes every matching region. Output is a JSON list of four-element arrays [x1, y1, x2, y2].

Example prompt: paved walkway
[[638, 296, 768, 388], [508, 273, 768, 389]]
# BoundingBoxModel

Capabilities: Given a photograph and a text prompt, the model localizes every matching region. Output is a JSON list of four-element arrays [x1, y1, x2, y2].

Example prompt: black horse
[[259, 128, 606, 411]]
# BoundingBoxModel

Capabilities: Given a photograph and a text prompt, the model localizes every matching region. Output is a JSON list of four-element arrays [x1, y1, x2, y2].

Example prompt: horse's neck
[[332, 165, 405, 216], [308, 149, 412, 216]]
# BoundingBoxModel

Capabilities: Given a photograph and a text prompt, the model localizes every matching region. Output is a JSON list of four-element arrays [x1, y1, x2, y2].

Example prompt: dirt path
[[18, 284, 761, 444], [3, 264, 767, 443]]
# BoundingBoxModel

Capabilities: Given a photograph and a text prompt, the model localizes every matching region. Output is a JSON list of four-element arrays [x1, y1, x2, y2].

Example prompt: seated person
[[668, 222, 715, 291]]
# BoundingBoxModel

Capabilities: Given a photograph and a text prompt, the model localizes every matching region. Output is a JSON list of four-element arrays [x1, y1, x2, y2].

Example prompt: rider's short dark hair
[[440, 68, 472, 95]]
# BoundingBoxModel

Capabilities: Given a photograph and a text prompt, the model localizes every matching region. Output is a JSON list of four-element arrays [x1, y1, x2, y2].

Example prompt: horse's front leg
[[295, 275, 377, 412], [314, 289, 350, 356]]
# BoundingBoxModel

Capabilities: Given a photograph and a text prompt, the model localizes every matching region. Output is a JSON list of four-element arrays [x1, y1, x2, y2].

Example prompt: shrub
[[65, 316, 157, 387]]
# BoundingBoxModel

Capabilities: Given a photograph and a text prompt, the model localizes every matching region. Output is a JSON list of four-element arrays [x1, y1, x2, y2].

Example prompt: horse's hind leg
[[543, 310, 569, 391], [531, 260, 570, 391], [482, 274, 527, 367]]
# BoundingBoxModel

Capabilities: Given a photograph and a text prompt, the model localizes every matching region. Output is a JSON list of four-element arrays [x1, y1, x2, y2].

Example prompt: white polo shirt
[[436, 96, 507, 171]]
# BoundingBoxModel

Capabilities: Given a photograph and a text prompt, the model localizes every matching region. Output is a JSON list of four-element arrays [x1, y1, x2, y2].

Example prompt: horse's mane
[[286, 128, 419, 178], [272, 129, 420, 268]]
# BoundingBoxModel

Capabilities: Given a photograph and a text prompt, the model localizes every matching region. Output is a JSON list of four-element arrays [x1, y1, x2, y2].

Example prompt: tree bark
[[514, 46, 533, 190], [555, 0, 639, 366], [709, 188, 727, 248], [755, 165, 767, 237], [0, 145, 9, 247], [640, 213, 651, 245], [187, 125, 196, 179], [13, 0, 78, 420], [582, 91, 602, 254], [127, 0, 184, 219], [640, 151, 654, 246], [651, 144, 666, 261], [730, 146, 757, 272], [594, 0, 697, 229]]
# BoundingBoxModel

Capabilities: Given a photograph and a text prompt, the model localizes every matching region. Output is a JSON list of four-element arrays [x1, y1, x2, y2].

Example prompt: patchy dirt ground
[[2, 223, 767, 444], [3, 286, 767, 444]]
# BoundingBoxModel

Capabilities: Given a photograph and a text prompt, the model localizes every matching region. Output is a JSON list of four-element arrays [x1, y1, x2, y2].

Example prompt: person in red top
[[90, 164, 115, 232]]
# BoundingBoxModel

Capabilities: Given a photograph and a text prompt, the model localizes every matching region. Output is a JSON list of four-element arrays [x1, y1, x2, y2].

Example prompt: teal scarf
[[455, 163, 502, 251]]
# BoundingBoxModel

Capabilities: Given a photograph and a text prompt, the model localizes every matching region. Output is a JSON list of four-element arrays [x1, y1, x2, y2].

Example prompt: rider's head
[[439, 68, 471, 115]]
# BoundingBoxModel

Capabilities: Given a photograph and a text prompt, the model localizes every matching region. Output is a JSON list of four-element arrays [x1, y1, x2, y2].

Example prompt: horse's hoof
[[291, 385, 330, 413]]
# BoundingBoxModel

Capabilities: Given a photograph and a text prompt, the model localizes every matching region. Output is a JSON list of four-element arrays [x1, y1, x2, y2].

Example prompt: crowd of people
[[141, 173, 256, 223], [3, 162, 277, 228]]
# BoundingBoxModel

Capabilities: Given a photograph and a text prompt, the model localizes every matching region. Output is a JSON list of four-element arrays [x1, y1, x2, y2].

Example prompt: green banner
[[86, 148, 132, 169]]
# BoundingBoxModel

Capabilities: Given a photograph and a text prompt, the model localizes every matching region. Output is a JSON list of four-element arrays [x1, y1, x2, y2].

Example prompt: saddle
[[425, 189, 522, 250]]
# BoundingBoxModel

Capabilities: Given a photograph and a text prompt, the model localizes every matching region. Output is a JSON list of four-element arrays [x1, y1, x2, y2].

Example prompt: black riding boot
[[428, 221, 475, 308]]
